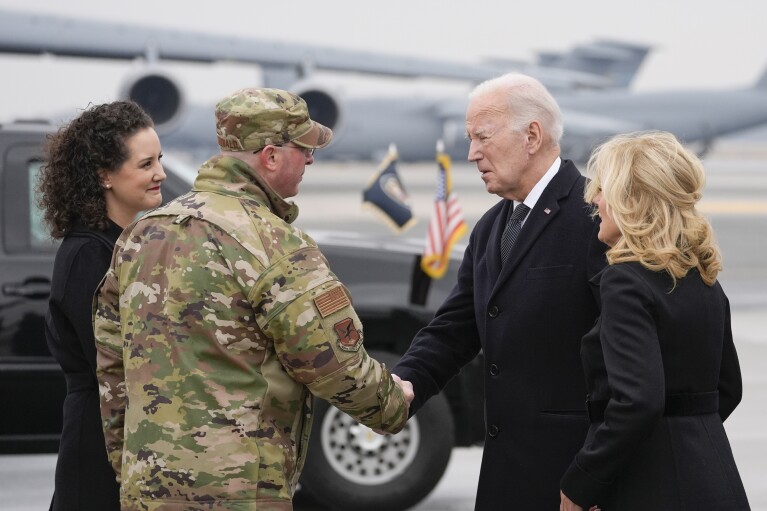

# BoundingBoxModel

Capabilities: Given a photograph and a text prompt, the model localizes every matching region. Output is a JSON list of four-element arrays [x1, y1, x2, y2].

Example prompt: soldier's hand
[[391, 373, 414, 406]]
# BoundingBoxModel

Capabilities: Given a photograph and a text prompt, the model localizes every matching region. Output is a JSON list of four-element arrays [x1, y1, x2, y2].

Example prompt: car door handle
[[2, 278, 51, 299]]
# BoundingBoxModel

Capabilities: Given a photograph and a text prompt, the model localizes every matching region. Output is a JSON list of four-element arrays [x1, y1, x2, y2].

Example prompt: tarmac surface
[[2, 309, 765, 511]]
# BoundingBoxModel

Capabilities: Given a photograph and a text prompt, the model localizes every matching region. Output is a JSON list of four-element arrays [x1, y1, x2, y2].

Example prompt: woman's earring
[[103, 183, 112, 189]]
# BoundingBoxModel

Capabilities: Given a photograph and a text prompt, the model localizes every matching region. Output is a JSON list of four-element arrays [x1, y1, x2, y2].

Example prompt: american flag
[[421, 142, 467, 279]]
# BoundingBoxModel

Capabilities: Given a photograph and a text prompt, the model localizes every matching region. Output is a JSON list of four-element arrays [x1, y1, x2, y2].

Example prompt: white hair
[[470, 73, 564, 145]]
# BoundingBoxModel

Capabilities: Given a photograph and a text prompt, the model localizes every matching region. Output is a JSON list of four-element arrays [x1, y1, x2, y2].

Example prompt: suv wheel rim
[[319, 406, 421, 485]]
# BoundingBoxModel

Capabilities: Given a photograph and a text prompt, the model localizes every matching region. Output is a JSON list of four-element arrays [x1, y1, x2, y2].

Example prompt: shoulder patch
[[333, 317, 362, 352], [314, 286, 350, 318]]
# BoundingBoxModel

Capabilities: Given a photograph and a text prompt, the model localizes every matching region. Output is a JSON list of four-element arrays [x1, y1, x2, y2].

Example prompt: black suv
[[0, 121, 485, 511]]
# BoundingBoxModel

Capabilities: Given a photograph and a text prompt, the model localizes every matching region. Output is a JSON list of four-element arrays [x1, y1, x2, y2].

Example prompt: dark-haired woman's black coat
[[46, 221, 122, 511], [561, 262, 750, 510]]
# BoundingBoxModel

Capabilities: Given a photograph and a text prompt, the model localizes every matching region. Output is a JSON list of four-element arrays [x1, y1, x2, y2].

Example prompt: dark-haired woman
[[38, 101, 165, 510]]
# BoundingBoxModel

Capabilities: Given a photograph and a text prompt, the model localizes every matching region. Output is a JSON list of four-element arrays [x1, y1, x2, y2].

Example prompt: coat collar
[[589, 266, 607, 287], [69, 218, 122, 246], [489, 159, 582, 286]]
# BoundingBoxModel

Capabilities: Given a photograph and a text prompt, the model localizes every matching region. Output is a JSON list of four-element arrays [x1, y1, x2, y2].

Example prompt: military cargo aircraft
[[1, 8, 764, 163], [0, 8, 654, 159]]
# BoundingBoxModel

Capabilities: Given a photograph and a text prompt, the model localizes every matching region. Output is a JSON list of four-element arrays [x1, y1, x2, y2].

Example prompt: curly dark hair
[[37, 101, 154, 238]]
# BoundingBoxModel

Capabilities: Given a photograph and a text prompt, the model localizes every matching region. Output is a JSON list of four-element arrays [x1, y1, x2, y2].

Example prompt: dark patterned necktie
[[500, 203, 530, 265]]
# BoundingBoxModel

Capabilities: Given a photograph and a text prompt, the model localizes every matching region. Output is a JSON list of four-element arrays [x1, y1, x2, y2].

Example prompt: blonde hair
[[584, 131, 721, 287]]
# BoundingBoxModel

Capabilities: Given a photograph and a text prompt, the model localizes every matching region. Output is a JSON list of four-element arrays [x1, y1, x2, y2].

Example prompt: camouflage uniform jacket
[[94, 155, 408, 511]]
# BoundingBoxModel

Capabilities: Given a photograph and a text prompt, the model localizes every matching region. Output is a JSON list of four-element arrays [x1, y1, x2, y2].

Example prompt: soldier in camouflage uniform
[[94, 88, 411, 511]]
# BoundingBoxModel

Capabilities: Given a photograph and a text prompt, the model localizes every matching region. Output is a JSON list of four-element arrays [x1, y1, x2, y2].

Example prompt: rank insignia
[[333, 317, 362, 351]]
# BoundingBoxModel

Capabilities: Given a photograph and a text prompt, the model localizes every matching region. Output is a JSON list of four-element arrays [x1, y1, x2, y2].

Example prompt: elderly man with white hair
[[393, 73, 607, 510]]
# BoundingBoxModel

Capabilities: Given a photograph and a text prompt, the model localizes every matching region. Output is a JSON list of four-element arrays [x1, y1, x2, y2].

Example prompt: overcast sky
[[1, 0, 766, 123]]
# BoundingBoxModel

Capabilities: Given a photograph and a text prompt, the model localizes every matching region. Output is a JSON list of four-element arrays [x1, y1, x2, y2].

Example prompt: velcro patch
[[314, 286, 350, 318], [333, 318, 362, 351]]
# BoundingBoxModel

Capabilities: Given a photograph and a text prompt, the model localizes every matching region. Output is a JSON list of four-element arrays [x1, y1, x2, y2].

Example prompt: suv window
[[27, 161, 59, 251], [3, 145, 57, 254]]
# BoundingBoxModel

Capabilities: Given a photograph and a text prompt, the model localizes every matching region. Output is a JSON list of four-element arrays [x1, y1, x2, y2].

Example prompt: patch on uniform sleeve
[[333, 318, 362, 352], [314, 286, 350, 318]]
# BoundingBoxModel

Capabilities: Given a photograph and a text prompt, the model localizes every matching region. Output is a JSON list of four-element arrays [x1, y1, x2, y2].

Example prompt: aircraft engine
[[119, 69, 185, 135], [295, 87, 341, 132], [293, 82, 463, 161]]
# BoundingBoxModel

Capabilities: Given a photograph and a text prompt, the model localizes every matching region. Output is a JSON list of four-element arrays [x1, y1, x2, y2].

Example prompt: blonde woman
[[559, 132, 749, 510]]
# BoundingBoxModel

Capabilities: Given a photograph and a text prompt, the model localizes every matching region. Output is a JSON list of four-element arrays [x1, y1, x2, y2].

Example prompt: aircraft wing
[[0, 9, 499, 84], [0, 8, 614, 90]]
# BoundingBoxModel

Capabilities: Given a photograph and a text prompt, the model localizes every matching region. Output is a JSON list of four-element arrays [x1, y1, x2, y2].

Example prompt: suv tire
[[299, 351, 454, 511]]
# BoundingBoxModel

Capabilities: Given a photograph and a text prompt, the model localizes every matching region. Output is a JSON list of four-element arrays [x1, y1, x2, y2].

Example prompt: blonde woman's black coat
[[560, 262, 750, 510]]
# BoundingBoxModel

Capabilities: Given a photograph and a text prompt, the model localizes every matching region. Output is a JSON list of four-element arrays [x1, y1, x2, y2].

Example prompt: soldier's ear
[[258, 145, 281, 171]]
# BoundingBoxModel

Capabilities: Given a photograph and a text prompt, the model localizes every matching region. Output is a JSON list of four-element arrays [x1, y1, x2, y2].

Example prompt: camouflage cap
[[215, 88, 333, 152]]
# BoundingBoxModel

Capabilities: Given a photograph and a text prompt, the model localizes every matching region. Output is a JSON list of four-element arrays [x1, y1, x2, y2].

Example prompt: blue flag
[[362, 145, 416, 232]]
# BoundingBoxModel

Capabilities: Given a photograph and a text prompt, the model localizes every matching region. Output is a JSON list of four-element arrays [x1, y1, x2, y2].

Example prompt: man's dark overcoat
[[394, 160, 606, 509]]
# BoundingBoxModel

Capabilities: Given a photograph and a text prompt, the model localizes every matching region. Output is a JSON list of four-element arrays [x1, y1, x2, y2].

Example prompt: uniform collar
[[192, 154, 299, 224]]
